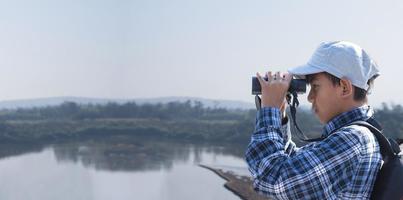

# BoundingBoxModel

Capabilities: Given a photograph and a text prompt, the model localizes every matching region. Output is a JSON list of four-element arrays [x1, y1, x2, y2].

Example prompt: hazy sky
[[1, 0, 403, 107]]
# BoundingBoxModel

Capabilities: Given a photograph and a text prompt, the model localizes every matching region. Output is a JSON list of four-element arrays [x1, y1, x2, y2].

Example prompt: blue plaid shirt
[[245, 105, 382, 199]]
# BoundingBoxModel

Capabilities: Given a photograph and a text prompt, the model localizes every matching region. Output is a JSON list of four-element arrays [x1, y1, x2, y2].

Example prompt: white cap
[[288, 41, 380, 90]]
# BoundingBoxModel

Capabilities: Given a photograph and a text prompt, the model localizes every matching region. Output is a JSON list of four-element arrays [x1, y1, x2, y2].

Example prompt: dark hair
[[306, 72, 376, 101]]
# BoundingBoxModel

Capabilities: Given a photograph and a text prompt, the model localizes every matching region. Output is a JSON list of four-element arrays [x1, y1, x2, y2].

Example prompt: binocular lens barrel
[[251, 77, 307, 95]]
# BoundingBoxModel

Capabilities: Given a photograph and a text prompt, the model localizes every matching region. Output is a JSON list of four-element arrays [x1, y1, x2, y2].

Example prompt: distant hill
[[0, 96, 255, 110], [134, 97, 255, 110]]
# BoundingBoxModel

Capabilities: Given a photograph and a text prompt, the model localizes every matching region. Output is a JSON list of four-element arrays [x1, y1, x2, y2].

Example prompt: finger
[[256, 72, 266, 86], [271, 71, 279, 81], [267, 71, 273, 82], [283, 73, 293, 83], [275, 71, 281, 81], [280, 72, 286, 81]]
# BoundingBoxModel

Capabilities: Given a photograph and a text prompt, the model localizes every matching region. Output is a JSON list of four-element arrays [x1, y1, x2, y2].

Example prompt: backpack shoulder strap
[[349, 120, 400, 162]]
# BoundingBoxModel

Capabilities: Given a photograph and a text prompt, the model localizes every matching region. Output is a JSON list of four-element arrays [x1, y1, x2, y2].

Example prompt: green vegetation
[[0, 101, 401, 144], [0, 101, 255, 144]]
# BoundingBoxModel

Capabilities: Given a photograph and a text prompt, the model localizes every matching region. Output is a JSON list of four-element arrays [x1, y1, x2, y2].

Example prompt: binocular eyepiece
[[251, 77, 307, 95]]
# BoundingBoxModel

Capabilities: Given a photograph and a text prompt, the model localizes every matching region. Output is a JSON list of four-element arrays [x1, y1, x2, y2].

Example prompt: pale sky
[[1, 0, 403, 107]]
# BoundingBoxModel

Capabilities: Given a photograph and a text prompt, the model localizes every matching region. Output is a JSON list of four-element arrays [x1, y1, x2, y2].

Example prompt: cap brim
[[288, 64, 324, 79]]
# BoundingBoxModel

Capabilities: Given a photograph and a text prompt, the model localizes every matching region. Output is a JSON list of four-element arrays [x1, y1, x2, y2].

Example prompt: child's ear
[[339, 78, 353, 98]]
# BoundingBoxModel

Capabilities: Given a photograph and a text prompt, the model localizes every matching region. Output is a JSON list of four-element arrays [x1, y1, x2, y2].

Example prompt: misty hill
[[134, 97, 255, 110], [0, 96, 255, 110]]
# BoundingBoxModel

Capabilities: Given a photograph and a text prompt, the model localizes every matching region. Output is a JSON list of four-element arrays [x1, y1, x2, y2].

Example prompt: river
[[0, 138, 249, 200]]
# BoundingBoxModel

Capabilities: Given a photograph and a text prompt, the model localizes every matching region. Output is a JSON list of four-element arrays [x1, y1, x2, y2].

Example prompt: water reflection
[[0, 143, 45, 160], [0, 138, 249, 200], [51, 138, 247, 172]]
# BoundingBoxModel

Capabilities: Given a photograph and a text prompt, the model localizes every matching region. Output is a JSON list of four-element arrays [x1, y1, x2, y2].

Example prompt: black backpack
[[351, 120, 403, 200]]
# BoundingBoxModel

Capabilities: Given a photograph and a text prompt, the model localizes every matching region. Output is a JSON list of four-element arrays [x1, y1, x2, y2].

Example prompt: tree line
[[0, 101, 252, 121], [0, 101, 401, 144]]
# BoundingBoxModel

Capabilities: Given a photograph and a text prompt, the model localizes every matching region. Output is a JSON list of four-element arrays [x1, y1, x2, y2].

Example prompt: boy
[[246, 41, 381, 199]]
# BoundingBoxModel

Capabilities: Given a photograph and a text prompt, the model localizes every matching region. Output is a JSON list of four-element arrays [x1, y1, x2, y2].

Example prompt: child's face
[[307, 73, 343, 124]]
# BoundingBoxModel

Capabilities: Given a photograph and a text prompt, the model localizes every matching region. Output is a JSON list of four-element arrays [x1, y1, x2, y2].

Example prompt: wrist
[[261, 101, 281, 109], [261, 97, 284, 109]]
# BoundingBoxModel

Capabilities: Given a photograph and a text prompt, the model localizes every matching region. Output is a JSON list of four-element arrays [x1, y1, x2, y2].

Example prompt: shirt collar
[[322, 105, 374, 137]]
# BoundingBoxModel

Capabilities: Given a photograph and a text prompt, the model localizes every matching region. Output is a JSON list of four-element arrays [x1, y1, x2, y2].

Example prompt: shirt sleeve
[[245, 107, 362, 199]]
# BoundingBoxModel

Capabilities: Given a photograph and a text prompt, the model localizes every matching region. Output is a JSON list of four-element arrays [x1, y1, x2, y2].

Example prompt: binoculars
[[251, 76, 307, 95]]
